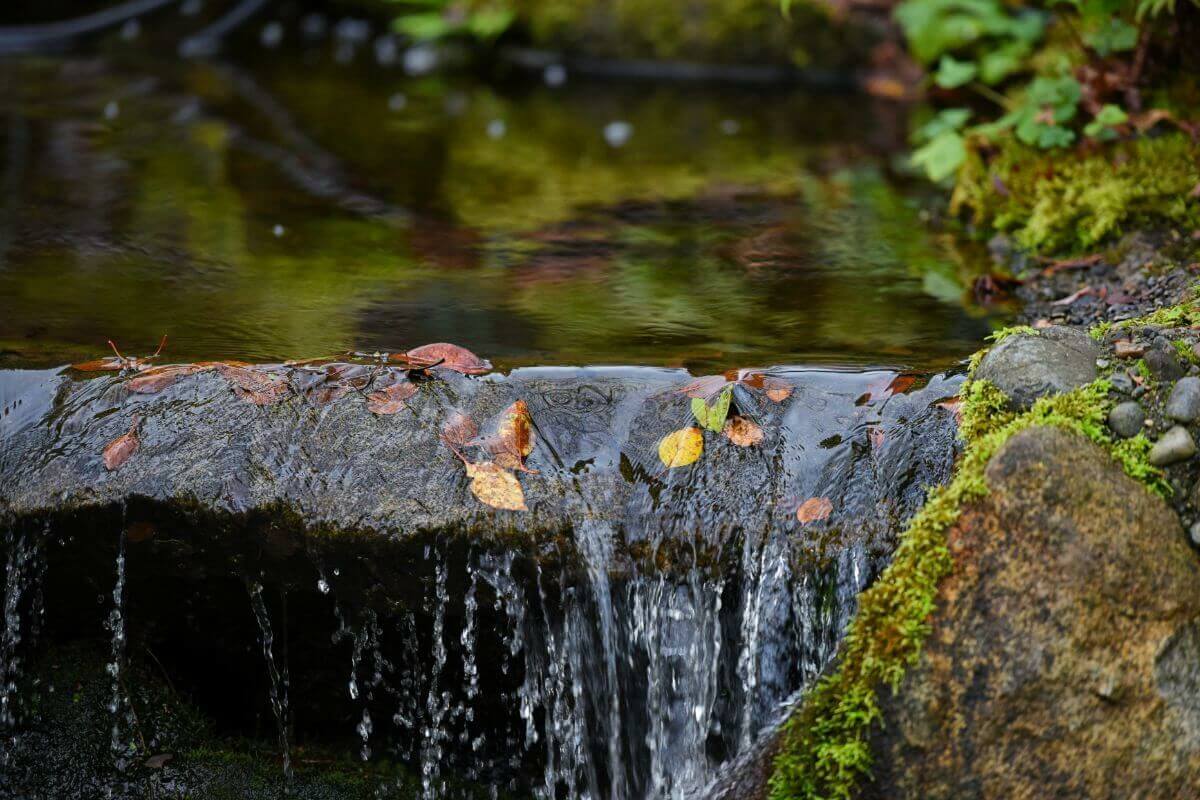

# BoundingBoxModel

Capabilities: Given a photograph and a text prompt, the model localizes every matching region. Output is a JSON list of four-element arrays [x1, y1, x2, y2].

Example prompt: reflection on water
[[0, 52, 1005, 371]]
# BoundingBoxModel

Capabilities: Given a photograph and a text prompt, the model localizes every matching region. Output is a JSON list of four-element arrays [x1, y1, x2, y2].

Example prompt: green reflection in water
[[0, 55, 1006, 371]]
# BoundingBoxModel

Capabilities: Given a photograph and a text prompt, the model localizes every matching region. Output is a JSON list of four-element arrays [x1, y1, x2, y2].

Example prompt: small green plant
[[903, 0, 1199, 183], [391, 0, 515, 42]]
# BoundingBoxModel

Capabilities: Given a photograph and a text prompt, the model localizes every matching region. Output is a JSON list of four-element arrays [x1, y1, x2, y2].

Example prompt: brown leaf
[[464, 461, 527, 511], [402, 343, 492, 375], [763, 377, 793, 402], [796, 496, 833, 525], [495, 399, 535, 459], [217, 364, 290, 406], [127, 364, 209, 394], [103, 419, 140, 471], [441, 412, 479, 449], [366, 379, 418, 415], [723, 416, 764, 447]]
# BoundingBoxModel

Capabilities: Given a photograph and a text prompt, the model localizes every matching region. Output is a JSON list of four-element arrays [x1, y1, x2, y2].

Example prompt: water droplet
[[273, 224, 285, 238], [486, 119, 506, 140], [603, 121, 632, 148]]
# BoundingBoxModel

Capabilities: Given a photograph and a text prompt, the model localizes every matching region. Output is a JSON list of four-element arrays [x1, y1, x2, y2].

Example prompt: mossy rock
[[952, 133, 1200, 254], [864, 426, 1200, 798]]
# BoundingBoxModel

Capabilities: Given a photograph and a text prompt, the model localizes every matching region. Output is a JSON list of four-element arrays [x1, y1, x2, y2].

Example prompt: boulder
[[864, 426, 1200, 799], [973, 327, 1100, 410]]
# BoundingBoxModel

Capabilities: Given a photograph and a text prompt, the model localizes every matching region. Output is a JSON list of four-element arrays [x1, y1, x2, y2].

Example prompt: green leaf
[[392, 12, 455, 40], [934, 55, 978, 88], [691, 386, 733, 432], [466, 8, 514, 39], [1084, 103, 1129, 140], [1085, 18, 1139, 55], [911, 130, 967, 182], [978, 40, 1031, 84], [914, 107, 972, 144]]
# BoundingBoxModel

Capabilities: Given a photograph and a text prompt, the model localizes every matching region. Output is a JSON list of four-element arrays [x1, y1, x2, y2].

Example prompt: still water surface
[[0, 49, 1004, 371]]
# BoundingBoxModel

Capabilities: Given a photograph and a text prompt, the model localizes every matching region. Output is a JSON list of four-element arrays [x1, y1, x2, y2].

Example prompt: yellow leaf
[[723, 416, 764, 447], [465, 461, 527, 511], [658, 427, 703, 468]]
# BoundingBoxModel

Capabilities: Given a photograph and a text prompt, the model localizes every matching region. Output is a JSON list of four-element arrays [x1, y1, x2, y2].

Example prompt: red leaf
[[401, 343, 492, 375]]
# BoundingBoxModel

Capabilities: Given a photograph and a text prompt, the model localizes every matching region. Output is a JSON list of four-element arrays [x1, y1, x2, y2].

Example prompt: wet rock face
[[0, 363, 964, 799], [865, 427, 1200, 799], [973, 326, 1100, 409]]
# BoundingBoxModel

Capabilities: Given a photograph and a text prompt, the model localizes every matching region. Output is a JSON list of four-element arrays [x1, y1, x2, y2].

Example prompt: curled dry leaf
[[367, 379, 418, 415], [658, 427, 703, 469], [464, 461, 527, 511], [796, 496, 833, 525], [103, 418, 140, 471], [722, 416, 764, 447], [402, 343, 492, 375], [73, 336, 168, 372], [127, 364, 209, 394]]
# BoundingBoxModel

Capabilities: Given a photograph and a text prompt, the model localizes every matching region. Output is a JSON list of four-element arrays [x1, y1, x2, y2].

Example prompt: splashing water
[[247, 581, 292, 788]]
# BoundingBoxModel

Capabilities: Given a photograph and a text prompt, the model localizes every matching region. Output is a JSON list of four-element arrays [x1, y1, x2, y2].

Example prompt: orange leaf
[[723, 416, 764, 447], [796, 497, 833, 525]]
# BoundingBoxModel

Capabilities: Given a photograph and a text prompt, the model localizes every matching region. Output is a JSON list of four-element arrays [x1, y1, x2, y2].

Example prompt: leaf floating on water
[[723, 416, 764, 447], [796, 496, 833, 525], [402, 343, 492, 375], [763, 377, 793, 403], [127, 364, 209, 394], [691, 386, 733, 433], [658, 427, 703, 469], [73, 336, 168, 373], [676, 374, 731, 400], [103, 418, 141, 471], [464, 461, 527, 511], [366, 379, 418, 415]]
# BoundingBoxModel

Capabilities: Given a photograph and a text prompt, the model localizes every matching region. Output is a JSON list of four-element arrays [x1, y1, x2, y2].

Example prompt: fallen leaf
[[796, 496, 833, 525], [402, 343, 492, 375], [1114, 340, 1144, 359], [144, 753, 173, 769], [103, 418, 140, 471], [489, 400, 536, 469], [763, 378, 793, 402], [868, 426, 885, 449], [441, 412, 479, 448], [1051, 285, 1105, 306], [658, 427, 704, 469], [73, 336, 168, 372], [1033, 318, 1053, 329], [366, 379, 418, 415], [217, 364, 290, 405], [127, 364, 209, 394], [723, 416, 763, 447], [691, 386, 733, 433], [464, 461, 527, 510]]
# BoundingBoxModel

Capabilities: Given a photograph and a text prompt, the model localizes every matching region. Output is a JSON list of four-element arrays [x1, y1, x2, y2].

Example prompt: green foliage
[[691, 386, 733, 432], [900, 0, 1199, 186], [911, 108, 973, 182], [391, 0, 515, 41], [767, 375, 1168, 800]]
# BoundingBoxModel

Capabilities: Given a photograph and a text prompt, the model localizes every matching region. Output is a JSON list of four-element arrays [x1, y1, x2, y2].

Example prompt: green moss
[[1173, 339, 1200, 365], [507, 0, 869, 66], [952, 133, 1200, 253], [767, 376, 1167, 800]]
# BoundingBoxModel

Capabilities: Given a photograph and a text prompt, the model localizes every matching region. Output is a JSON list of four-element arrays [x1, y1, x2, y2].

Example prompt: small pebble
[[1166, 376, 1200, 422], [543, 64, 567, 87], [1190, 520, 1200, 547], [1149, 425, 1197, 466], [260, 21, 283, 48], [1114, 340, 1144, 359], [486, 119, 506, 139], [603, 121, 633, 148], [273, 224, 285, 237], [1108, 401, 1145, 439], [387, 93, 407, 112], [1145, 347, 1185, 381], [104, 101, 119, 120], [1096, 358, 1110, 369], [1110, 372, 1135, 394], [720, 119, 740, 135], [404, 45, 438, 76]]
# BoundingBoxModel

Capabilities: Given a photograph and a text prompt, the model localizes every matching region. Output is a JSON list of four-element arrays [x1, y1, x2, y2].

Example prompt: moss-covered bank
[[767, 330, 1169, 799]]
